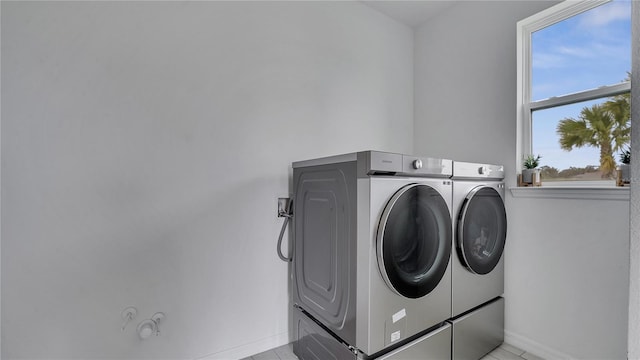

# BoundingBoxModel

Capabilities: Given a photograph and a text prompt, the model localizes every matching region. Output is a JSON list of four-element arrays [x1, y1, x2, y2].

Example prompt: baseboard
[[505, 330, 575, 360], [196, 331, 289, 360]]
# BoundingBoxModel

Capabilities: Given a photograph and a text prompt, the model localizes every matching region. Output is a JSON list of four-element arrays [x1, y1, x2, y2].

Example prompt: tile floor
[[241, 343, 296, 360], [243, 342, 545, 360]]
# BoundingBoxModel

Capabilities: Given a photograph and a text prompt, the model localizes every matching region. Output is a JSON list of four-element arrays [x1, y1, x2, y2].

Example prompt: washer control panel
[[452, 161, 505, 180]]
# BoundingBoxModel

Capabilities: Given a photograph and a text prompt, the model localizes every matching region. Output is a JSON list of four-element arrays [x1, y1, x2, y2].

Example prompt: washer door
[[457, 186, 506, 275], [377, 184, 452, 299]]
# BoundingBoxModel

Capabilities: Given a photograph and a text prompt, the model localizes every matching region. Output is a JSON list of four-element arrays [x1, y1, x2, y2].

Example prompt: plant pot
[[522, 169, 540, 184], [618, 164, 631, 183]]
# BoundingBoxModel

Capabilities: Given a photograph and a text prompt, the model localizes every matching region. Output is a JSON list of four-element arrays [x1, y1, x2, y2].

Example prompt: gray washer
[[292, 151, 453, 358], [451, 161, 505, 316]]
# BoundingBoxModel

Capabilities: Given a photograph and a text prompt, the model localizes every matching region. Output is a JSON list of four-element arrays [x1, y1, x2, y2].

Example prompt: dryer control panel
[[358, 151, 453, 178]]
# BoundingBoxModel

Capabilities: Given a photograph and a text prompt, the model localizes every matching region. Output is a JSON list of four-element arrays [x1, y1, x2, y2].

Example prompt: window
[[517, 0, 631, 187]]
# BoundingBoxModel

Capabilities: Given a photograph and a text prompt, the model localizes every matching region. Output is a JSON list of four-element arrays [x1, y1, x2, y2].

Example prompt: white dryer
[[292, 151, 453, 358], [450, 161, 507, 359]]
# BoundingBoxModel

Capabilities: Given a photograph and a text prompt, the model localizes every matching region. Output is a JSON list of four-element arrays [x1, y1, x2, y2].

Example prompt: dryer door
[[457, 186, 506, 275], [377, 184, 452, 299]]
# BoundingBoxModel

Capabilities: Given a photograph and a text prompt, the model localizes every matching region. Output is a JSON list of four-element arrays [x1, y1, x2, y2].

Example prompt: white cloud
[[533, 41, 628, 69], [556, 45, 596, 58], [532, 45, 597, 69], [532, 52, 567, 69], [578, 1, 631, 27]]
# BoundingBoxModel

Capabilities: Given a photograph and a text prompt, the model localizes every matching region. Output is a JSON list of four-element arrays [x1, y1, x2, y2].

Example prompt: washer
[[292, 151, 453, 358], [450, 161, 507, 359]]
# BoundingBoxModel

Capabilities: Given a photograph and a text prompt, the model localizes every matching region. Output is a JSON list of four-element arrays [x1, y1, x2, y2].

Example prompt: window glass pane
[[532, 94, 630, 185], [531, 0, 631, 101]]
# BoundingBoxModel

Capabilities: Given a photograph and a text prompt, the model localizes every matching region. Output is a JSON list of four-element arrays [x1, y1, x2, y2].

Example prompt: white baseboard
[[505, 330, 574, 360], [196, 331, 290, 360]]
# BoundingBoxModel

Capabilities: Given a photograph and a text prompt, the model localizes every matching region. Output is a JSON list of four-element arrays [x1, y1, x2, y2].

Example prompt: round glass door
[[457, 186, 507, 275], [377, 184, 452, 299]]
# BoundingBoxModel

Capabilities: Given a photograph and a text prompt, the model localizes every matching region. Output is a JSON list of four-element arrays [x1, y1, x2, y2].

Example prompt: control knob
[[413, 159, 423, 170]]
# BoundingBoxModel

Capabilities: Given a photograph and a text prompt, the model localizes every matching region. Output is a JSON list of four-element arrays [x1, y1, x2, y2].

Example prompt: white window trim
[[510, 185, 630, 200], [530, 82, 631, 111], [515, 0, 631, 200]]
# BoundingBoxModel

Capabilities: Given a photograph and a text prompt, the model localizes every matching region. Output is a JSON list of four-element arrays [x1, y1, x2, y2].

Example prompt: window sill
[[509, 186, 630, 201]]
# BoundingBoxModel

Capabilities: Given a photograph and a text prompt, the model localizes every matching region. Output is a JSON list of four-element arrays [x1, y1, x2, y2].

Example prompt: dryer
[[292, 151, 453, 358], [450, 161, 507, 359]]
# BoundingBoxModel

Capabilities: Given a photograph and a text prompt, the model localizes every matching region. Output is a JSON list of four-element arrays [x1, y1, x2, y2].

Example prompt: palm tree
[[556, 96, 630, 179], [604, 92, 631, 150]]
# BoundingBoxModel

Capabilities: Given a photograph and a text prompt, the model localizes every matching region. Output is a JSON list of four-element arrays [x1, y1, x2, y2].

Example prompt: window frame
[[516, 0, 632, 194]]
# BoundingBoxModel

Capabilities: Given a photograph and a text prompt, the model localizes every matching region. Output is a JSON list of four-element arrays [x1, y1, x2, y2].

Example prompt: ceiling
[[361, 1, 459, 27]]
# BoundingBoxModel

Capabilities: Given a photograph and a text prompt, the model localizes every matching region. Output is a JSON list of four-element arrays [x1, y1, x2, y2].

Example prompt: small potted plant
[[522, 154, 541, 184], [618, 147, 631, 184]]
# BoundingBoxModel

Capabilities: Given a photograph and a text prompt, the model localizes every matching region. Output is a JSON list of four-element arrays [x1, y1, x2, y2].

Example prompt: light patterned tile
[[251, 349, 281, 360], [274, 343, 297, 360], [521, 352, 546, 360], [481, 355, 500, 360], [489, 347, 524, 360], [500, 343, 526, 356]]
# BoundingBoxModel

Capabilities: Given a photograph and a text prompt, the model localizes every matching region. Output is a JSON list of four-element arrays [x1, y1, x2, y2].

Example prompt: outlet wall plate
[[277, 198, 292, 217]]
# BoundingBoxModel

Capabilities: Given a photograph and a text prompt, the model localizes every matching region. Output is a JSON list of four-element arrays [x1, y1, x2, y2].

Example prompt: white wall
[[0, 2, 413, 359], [415, 2, 630, 359], [0, 2, 3, 355], [415, 1, 557, 174], [629, 1, 640, 358], [506, 198, 629, 359]]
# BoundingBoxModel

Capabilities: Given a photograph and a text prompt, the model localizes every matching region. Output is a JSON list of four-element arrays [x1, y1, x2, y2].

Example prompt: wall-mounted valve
[[120, 307, 137, 332], [277, 197, 293, 262], [137, 312, 165, 339], [277, 198, 292, 218]]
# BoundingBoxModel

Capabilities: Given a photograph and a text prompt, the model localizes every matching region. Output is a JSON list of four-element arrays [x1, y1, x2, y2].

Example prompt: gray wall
[[415, 2, 630, 359], [0, 2, 413, 358]]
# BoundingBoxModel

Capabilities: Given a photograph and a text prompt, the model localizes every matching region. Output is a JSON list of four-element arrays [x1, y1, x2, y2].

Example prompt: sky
[[530, 0, 631, 171]]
